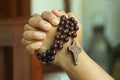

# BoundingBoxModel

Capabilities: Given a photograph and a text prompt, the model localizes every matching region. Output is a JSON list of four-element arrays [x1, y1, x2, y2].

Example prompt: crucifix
[[68, 40, 81, 65]]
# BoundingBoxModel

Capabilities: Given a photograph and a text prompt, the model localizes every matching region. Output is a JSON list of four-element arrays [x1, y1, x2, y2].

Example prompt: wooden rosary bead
[[59, 35, 64, 40], [36, 53, 42, 60], [67, 32, 72, 36], [69, 27, 74, 31], [64, 24, 69, 29], [60, 15, 66, 21], [74, 21, 78, 25], [55, 35, 60, 40], [69, 17, 75, 22], [49, 56, 55, 61], [74, 26, 79, 31], [54, 40, 60, 44], [66, 19, 70, 24], [51, 44, 58, 49], [63, 29, 69, 34], [72, 33, 77, 38], [63, 37, 69, 42], [57, 26, 63, 32], [59, 21, 65, 26], [51, 50, 57, 56], [57, 43, 63, 49]]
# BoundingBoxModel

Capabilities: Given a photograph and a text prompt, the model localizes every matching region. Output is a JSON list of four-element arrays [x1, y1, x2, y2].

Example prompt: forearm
[[60, 49, 114, 80]]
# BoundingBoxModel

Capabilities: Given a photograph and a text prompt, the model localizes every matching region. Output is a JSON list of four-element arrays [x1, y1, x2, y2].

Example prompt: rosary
[[36, 15, 81, 66]]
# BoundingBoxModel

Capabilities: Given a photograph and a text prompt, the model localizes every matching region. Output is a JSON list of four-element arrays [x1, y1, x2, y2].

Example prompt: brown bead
[[74, 21, 78, 25], [46, 49, 51, 55], [74, 26, 79, 30], [55, 35, 60, 40], [63, 29, 69, 34], [59, 21, 65, 26], [72, 33, 77, 38], [36, 53, 42, 60], [42, 53, 47, 58], [51, 44, 58, 49], [70, 23, 74, 26], [69, 17, 75, 22], [49, 56, 55, 61], [64, 24, 69, 29], [63, 37, 69, 42], [54, 40, 60, 44], [57, 27, 63, 31], [66, 19, 70, 24], [69, 27, 74, 31], [60, 15, 66, 21], [67, 32, 72, 36], [51, 56, 55, 60], [58, 43, 63, 49], [51, 50, 57, 56], [59, 35, 64, 40]]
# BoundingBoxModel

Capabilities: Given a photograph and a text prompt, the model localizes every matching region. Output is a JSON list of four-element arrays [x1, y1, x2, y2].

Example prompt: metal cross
[[68, 40, 81, 65]]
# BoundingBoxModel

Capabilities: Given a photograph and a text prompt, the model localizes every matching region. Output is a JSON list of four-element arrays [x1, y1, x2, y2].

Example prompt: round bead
[[74, 21, 78, 25], [55, 35, 60, 40], [54, 40, 60, 44], [63, 29, 69, 34], [66, 19, 70, 24], [46, 49, 51, 55], [59, 35, 64, 40], [36, 53, 42, 60], [51, 49, 57, 56], [63, 37, 69, 42], [70, 23, 74, 26], [72, 33, 77, 38], [60, 15, 66, 21], [59, 21, 65, 26], [74, 26, 79, 30], [57, 27, 63, 32], [58, 44, 63, 49], [69, 17, 75, 22], [69, 27, 74, 31], [64, 24, 69, 29], [49, 56, 55, 61], [67, 32, 72, 36], [51, 44, 58, 49], [42, 53, 47, 58]]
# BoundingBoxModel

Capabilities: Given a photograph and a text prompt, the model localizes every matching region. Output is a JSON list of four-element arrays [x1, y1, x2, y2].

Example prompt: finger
[[21, 38, 34, 46], [23, 31, 46, 40], [24, 24, 37, 31], [28, 15, 51, 31], [41, 11, 59, 26], [52, 10, 68, 18], [38, 19, 52, 31], [25, 41, 42, 54]]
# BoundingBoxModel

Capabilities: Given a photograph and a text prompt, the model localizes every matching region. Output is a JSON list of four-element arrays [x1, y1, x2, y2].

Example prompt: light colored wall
[[31, 0, 64, 15], [82, 0, 120, 49]]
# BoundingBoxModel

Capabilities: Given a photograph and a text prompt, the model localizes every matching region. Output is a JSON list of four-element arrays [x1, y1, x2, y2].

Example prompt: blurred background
[[0, 0, 120, 80]]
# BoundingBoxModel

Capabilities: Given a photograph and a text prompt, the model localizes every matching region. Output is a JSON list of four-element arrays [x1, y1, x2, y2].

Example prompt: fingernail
[[44, 22, 51, 30], [53, 19, 59, 25], [34, 32, 46, 39]]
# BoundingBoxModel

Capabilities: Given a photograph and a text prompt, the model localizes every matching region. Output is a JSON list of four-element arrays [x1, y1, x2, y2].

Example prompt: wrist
[[53, 48, 85, 71]]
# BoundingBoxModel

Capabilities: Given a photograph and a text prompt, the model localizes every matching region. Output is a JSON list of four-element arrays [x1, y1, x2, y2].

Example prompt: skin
[[22, 10, 114, 80]]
